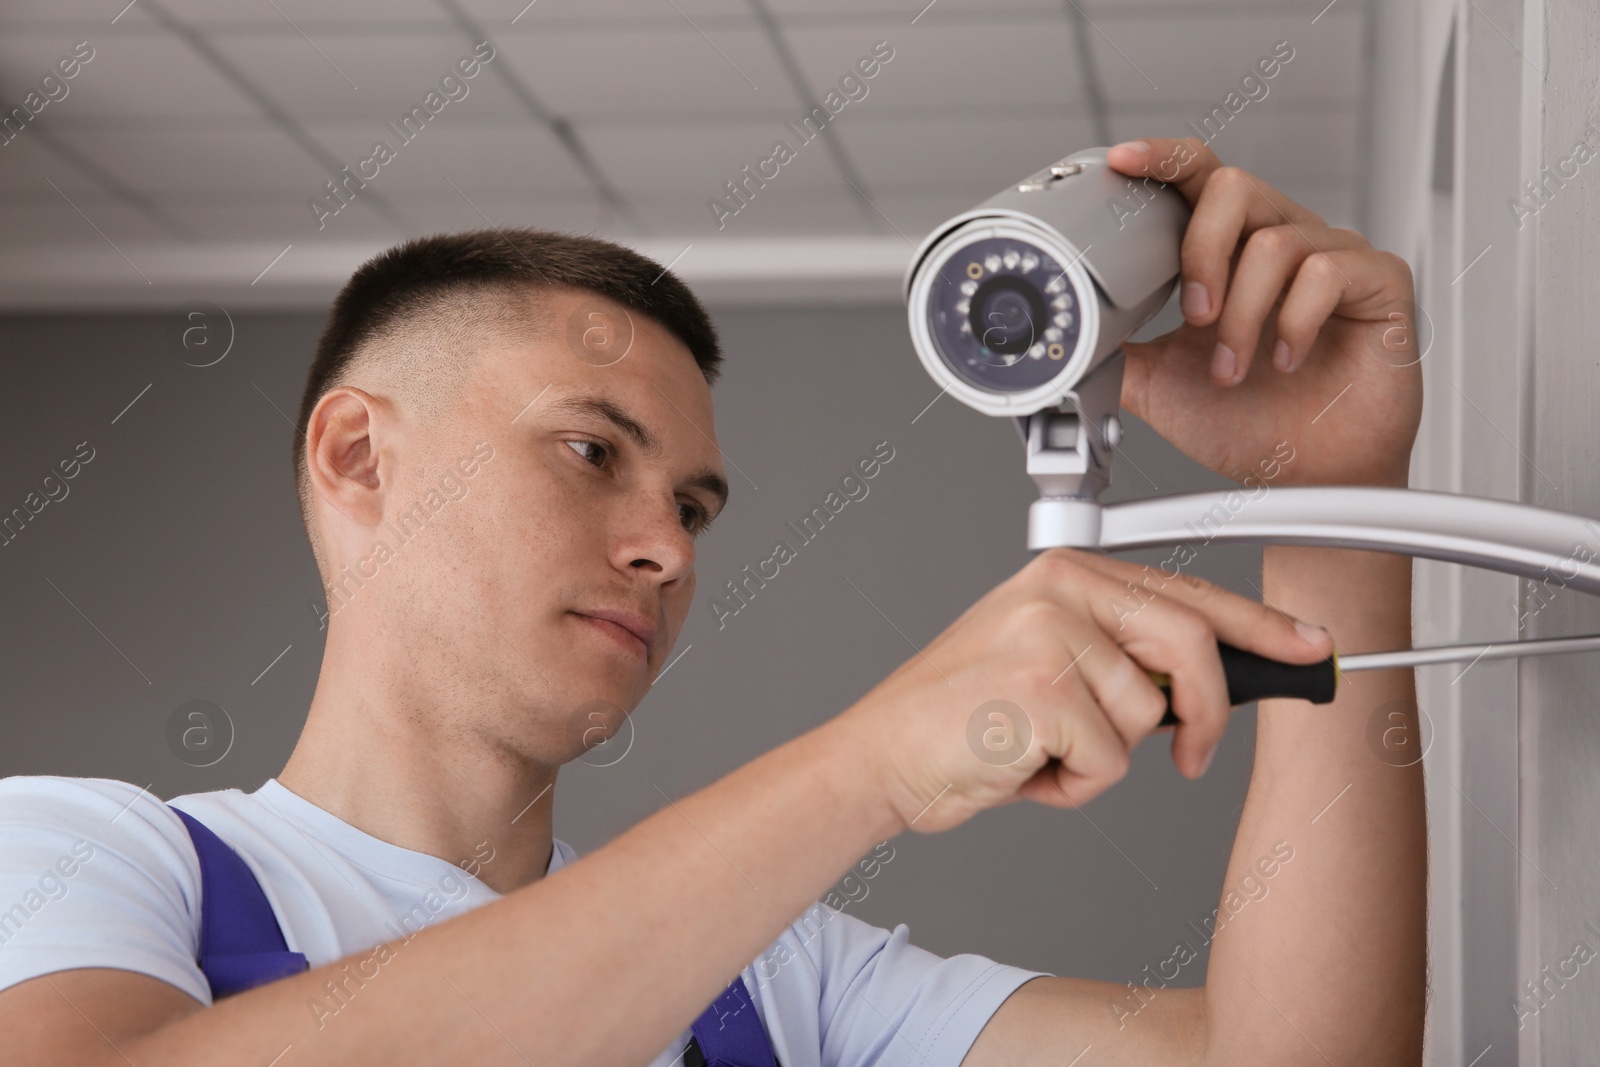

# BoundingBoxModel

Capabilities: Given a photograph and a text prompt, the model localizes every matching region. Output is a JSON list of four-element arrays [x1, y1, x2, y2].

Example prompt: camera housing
[[904, 145, 1190, 416], [903, 146, 1191, 545]]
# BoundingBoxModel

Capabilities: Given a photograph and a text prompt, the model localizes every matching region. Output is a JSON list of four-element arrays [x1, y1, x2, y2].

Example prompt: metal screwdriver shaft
[[1150, 632, 1600, 726], [1337, 632, 1600, 672]]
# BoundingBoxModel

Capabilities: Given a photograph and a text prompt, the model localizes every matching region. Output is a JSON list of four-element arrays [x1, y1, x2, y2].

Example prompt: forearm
[[124, 714, 905, 1067], [1201, 544, 1426, 1064]]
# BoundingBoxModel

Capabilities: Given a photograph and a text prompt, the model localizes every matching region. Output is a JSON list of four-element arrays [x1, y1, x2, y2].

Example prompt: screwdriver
[[1149, 631, 1600, 726]]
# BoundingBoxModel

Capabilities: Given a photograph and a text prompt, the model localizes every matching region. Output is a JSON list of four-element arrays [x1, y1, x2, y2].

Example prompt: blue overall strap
[[169, 805, 310, 1000], [687, 975, 780, 1067]]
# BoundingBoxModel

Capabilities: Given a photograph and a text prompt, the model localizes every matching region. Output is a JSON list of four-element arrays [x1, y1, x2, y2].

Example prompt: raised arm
[[1203, 544, 1424, 1063], [963, 136, 1427, 1065]]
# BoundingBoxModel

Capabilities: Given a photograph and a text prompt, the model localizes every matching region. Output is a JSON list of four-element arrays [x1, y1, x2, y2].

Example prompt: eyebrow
[[542, 391, 730, 516]]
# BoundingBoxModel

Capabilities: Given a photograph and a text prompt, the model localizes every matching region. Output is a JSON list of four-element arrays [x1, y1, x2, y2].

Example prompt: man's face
[[373, 287, 727, 762]]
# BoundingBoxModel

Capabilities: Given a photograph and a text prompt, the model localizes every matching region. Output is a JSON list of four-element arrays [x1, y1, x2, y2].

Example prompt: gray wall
[[1525, 0, 1600, 1059], [1364, 2, 1600, 1060], [0, 300, 1262, 985]]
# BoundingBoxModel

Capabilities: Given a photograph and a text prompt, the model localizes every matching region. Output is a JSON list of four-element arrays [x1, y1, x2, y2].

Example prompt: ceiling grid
[[0, 0, 1366, 306]]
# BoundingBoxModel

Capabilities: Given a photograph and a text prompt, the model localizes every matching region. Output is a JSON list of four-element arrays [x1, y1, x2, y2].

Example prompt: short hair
[[293, 228, 723, 584]]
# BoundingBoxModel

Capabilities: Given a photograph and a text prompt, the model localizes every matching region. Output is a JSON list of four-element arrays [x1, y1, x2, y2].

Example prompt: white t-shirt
[[0, 775, 1048, 1066]]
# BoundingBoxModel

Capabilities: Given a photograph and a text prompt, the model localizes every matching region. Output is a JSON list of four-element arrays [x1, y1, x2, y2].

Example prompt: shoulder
[[0, 774, 189, 842], [0, 773, 136, 807], [760, 901, 924, 988], [747, 904, 1050, 1066], [0, 775, 212, 1004], [0, 773, 199, 907]]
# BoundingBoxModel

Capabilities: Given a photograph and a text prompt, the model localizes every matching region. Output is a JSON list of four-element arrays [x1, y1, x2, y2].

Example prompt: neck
[[278, 621, 559, 896]]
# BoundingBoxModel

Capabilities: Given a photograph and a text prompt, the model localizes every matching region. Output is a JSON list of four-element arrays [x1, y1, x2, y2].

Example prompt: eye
[[568, 437, 714, 535], [565, 438, 612, 468], [679, 501, 715, 535]]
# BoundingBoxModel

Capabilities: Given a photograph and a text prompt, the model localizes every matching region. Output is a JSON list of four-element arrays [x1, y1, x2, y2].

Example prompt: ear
[[306, 386, 390, 530]]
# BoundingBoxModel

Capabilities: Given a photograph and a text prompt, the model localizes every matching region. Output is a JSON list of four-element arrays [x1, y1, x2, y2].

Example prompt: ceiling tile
[[767, 0, 1060, 12], [1199, 109, 1360, 181], [833, 113, 1100, 190], [859, 187, 1007, 237], [300, 118, 596, 194], [855, 189, 1019, 239], [1085, 9, 1362, 105], [489, 26, 803, 118], [0, 30, 261, 118], [138, 191, 403, 241], [1102, 101, 1357, 163], [205, 30, 525, 121], [456, 0, 749, 22], [0, 0, 1373, 299], [783, 17, 1082, 114], [147, 0, 445, 30], [0, 190, 170, 243], [48, 120, 328, 192], [149, 191, 334, 241], [278, 195, 405, 240], [0, 130, 106, 191], [625, 188, 874, 238], [1101, 108, 1359, 222], [0, 1, 148, 27], [580, 116, 849, 199], [382, 187, 609, 235]]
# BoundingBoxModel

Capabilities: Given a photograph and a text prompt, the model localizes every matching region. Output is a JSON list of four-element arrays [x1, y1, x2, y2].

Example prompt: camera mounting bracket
[[1019, 350, 1127, 548], [1016, 362, 1600, 597]]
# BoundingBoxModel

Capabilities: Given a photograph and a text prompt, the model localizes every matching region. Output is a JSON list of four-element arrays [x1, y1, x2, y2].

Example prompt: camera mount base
[[1020, 349, 1127, 548]]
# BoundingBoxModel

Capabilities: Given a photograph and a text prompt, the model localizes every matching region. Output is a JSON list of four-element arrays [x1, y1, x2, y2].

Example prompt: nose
[[613, 491, 695, 585]]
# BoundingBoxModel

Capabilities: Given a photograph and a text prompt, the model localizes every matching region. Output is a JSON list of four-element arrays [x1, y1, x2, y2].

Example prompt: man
[[0, 137, 1425, 1065]]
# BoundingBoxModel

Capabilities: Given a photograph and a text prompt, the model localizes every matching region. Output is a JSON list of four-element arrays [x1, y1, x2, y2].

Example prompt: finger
[[1190, 179, 1332, 346], [1213, 223, 1367, 384], [1022, 672, 1132, 808], [1104, 137, 1223, 210], [1064, 633, 1170, 749], [1106, 140, 1228, 328], [1105, 138, 1321, 246], [1132, 565, 1335, 670], [1112, 599, 1231, 776], [1175, 171, 1250, 332], [1276, 246, 1415, 373], [1059, 559, 1233, 775]]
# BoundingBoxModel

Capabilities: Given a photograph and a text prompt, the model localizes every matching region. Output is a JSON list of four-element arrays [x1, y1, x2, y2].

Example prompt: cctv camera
[[904, 147, 1190, 545], [904, 146, 1190, 416]]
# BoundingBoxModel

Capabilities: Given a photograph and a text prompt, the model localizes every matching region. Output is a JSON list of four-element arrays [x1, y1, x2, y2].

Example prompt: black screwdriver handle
[[1151, 641, 1339, 727]]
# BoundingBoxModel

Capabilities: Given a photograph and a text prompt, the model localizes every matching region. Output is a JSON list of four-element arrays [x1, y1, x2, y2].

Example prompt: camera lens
[[970, 278, 1044, 357], [925, 235, 1082, 394]]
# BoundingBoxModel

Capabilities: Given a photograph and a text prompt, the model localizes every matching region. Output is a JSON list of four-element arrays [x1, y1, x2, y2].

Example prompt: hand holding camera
[[1109, 137, 1423, 490]]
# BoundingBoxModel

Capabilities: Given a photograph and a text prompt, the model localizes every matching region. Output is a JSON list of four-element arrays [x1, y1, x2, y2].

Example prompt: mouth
[[571, 610, 655, 661]]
